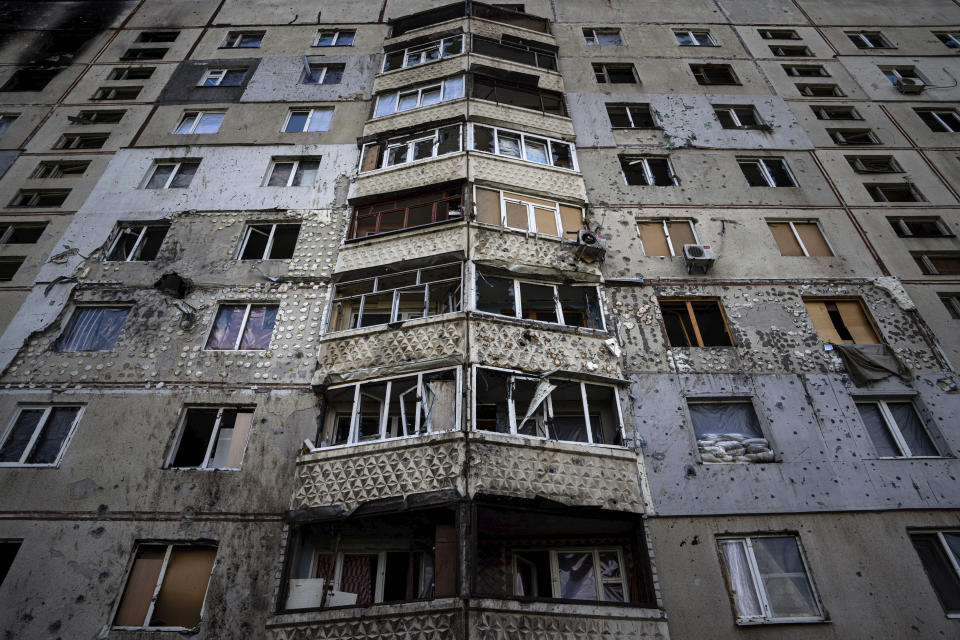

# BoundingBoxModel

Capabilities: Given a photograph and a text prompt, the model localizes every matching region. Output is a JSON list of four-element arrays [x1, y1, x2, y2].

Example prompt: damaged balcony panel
[[471, 229, 599, 287], [335, 224, 466, 274], [373, 56, 469, 94], [470, 155, 585, 203], [266, 600, 463, 640], [470, 601, 670, 639], [469, 99, 574, 137], [363, 98, 467, 137], [350, 155, 467, 200]]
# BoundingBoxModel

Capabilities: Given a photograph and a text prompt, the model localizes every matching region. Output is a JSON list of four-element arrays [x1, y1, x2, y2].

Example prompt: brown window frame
[[349, 186, 463, 240], [659, 298, 734, 347]]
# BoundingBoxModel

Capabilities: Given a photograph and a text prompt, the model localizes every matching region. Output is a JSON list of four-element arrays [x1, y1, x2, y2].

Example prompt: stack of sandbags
[[697, 433, 774, 463]]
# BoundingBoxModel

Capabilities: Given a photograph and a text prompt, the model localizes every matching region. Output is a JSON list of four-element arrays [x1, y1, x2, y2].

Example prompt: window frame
[[359, 124, 462, 173], [120, 47, 167, 61], [619, 155, 678, 186], [0, 113, 19, 136], [137, 31, 179, 43], [55, 133, 109, 149], [881, 66, 923, 85], [0, 223, 46, 244], [848, 31, 894, 49], [236, 223, 301, 259], [174, 111, 225, 135], [204, 302, 279, 351], [888, 216, 951, 237], [374, 76, 464, 117], [770, 45, 812, 57], [713, 104, 765, 129], [166, 406, 256, 470], [783, 64, 829, 77], [75, 109, 125, 124], [8, 190, 69, 207], [105, 223, 170, 262], [855, 399, 941, 458], [592, 62, 638, 84], [847, 155, 902, 174], [828, 128, 880, 145], [108, 66, 155, 80], [265, 158, 320, 187], [803, 297, 882, 344], [31, 160, 89, 179], [636, 219, 699, 257], [470, 34, 557, 71], [382, 34, 465, 72], [143, 160, 199, 190], [349, 186, 463, 239], [0, 405, 84, 467], [939, 293, 960, 319], [282, 108, 334, 133], [55, 305, 131, 352], [314, 29, 356, 47], [690, 64, 739, 85], [914, 252, 960, 275], [475, 186, 583, 238], [759, 29, 800, 40], [583, 28, 624, 46], [198, 68, 247, 87], [935, 32, 960, 49], [674, 30, 717, 46], [472, 74, 567, 115], [658, 298, 735, 347], [221, 31, 264, 48], [511, 548, 629, 601], [301, 61, 345, 85], [812, 105, 861, 120], [866, 182, 925, 202], [473, 272, 606, 331], [92, 86, 142, 101], [469, 123, 579, 171], [796, 83, 844, 97], [766, 220, 835, 257], [915, 109, 960, 133], [910, 530, 960, 617], [738, 157, 797, 187], [606, 103, 657, 129]]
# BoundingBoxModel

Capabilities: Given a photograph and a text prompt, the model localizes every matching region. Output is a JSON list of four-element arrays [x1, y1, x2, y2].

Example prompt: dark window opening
[[120, 48, 167, 60], [691, 64, 738, 85], [471, 75, 566, 116], [0, 541, 21, 587], [137, 31, 179, 43], [1, 68, 60, 92], [659, 299, 733, 347]]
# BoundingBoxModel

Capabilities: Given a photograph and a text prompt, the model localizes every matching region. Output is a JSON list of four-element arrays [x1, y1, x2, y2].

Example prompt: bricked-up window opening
[[168, 407, 254, 469], [783, 65, 828, 77], [9, 190, 69, 207], [349, 186, 463, 239], [674, 30, 716, 46], [941, 293, 960, 318], [738, 157, 796, 187], [199, 68, 247, 87], [106, 224, 169, 261], [55, 133, 109, 149], [888, 217, 951, 237], [659, 299, 733, 347], [360, 125, 462, 173], [315, 30, 355, 47], [109, 67, 155, 80], [803, 299, 880, 344], [592, 63, 638, 84], [916, 109, 960, 133], [767, 221, 833, 257], [383, 35, 464, 72], [607, 103, 655, 128], [0, 113, 18, 135], [713, 105, 763, 129], [472, 75, 568, 115], [329, 263, 462, 332], [137, 31, 179, 43], [121, 48, 167, 60], [828, 128, 880, 145], [76, 110, 126, 124], [222, 31, 264, 48], [0, 257, 22, 280], [93, 86, 142, 100], [283, 108, 333, 132], [882, 67, 923, 85], [691, 64, 738, 85], [56, 307, 129, 352], [718, 536, 824, 624], [374, 76, 463, 117], [267, 159, 320, 186], [688, 401, 771, 463], [471, 124, 576, 169], [0, 541, 21, 586], [0, 223, 46, 244], [0, 406, 82, 466], [770, 45, 812, 56], [237, 223, 300, 259], [760, 29, 800, 40], [113, 544, 216, 629], [847, 155, 901, 173], [175, 111, 224, 134], [914, 253, 960, 275], [205, 303, 278, 350], [471, 35, 557, 71], [813, 105, 861, 120], [638, 220, 698, 257], [935, 32, 960, 49], [473, 368, 623, 445], [145, 160, 200, 189], [583, 28, 623, 45], [866, 183, 925, 202], [475, 272, 603, 330], [848, 31, 893, 48], [856, 400, 939, 458], [319, 369, 459, 447], [910, 531, 960, 616], [475, 187, 583, 237], [797, 84, 844, 97], [620, 156, 677, 186], [302, 62, 344, 85], [285, 512, 455, 610], [1, 68, 59, 92], [32, 159, 91, 177]]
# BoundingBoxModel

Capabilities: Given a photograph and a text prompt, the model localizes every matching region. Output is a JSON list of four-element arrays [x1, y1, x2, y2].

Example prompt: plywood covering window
[[113, 543, 216, 629], [637, 220, 697, 257], [803, 299, 880, 344], [475, 187, 582, 237], [167, 407, 254, 470], [767, 221, 833, 256], [659, 299, 733, 347]]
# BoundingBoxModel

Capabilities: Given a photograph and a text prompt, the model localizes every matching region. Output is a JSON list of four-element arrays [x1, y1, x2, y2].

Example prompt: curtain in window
[[720, 540, 763, 618], [57, 307, 128, 352], [557, 552, 596, 600], [340, 555, 375, 605], [239, 305, 277, 349], [0, 409, 43, 462], [27, 407, 79, 464], [856, 403, 900, 456], [205, 305, 245, 349], [888, 402, 937, 456], [751, 537, 819, 617]]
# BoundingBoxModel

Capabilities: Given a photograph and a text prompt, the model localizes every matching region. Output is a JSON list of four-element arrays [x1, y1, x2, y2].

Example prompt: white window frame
[[105, 224, 168, 261], [359, 124, 462, 173], [849, 31, 892, 48], [0, 405, 83, 467], [592, 62, 638, 83], [301, 60, 344, 85], [917, 109, 960, 132], [468, 123, 579, 171], [856, 399, 940, 458], [373, 76, 464, 118], [166, 406, 255, 470], [674, 30, 716, 46], [739, 158, 796, 187], [265, 158, 320, 186], [583, 28, 623, 46], [198, 68, 246, 87], [637, 219, 700, 257], [282, 108, 334, 132], [713, 105, 764, 129], [766, 220, 835, 257], [221, 31, 263, 48], [936, 32, 960, 48], [471, 365, 625, 447], [607, 103, 656, 128], [320, 367, 462, 449], [718, 535, 824, 625], [382, 35, 464, 72], [512, 548, 628, 601], [881, 67, 922, 85], [236, 223, 301, 259], [173, 111, 224, 134], [478, 187, 583, 238], [620, 156, 678, 186], [475, 273, 605, 330], [303, 548, 431, 605], [204, 302, 279, 351], [314, 29, 355, 47], [143, 161, 198, 189]]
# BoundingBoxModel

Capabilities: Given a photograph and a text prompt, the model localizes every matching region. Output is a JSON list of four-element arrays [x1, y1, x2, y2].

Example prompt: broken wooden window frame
[[327, 262, 462, 332], [828, 128, 880, 145], [474, 186, 584, 238], [105, 223, 170, 262], [854, 399, 940, 458], [619, 155, 678, 186], [349, 185, 463, 239], [317, 367, 461, 449], [382, 34, 464, 72], [713, 105, 765, 129], [472, 366, 625, 447], [658, 298, 734, 347], [511, 547, 629, 601], [143, 160, 200, 189], [359, 124, 462, 173], [766, 220, 834, 257], [909, 530, 960, 617], [846, 155, 901, 173], [592, 62, 638, 84], [469, 123, 577, 170], [802, 297, 882, 344], [373, 76, 464, 117], [636, 219, 699, 257], [583, 28, 623, 46], [204, 302, 279, 351], [811, 105, 861, 120], [0, 405, 83, 467], [166, 406, 256, 470], [236, 222, 301, 259], [737, 157, 797, 187], [473, 270, 605, 330]]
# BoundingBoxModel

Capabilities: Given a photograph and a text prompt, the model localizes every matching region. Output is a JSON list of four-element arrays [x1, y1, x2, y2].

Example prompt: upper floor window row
[[374, 75, 464, 117], [383, 35, 464, 72], [360, 124, 461, 172], [471, 123, 576, 170]]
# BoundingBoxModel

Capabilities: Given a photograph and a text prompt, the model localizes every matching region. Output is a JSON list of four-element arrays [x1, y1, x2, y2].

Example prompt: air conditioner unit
[[683, 244, 716, 273], [895, 77, 926, 94], [574, 229, 607, 263]]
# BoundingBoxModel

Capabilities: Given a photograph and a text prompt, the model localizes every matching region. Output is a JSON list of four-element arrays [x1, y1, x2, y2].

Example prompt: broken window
[[0, 223, 46, 244], [471, 35, 557, 70], [301, 61, 344, 85], [360, 125, 462, 172], [55, 133, 109, 149], [1, 68, 59, 92], [383, 35, 464, 72], [888, 217, 950, 237], [606, 103, 655, 128], [168, 407, 254, 469], [329, 263, 462, 332], [350, 186, 463, 238], [144, 160, 199, 189], [935, 32, 960, 49], [856, 400, 938, 458], [882, 66, 922, 84], [0, 113, 18, 136], [121, 48, 167, 60], [319, 369, 459, 447], [175, 111, 224, 134], [690, 64, 738, 85], [267, 158, 319, 187], [812, 105, 860, 120], [0, 541, 20, 587], [222, 31, 264, 48], [803, 298, 880, 344], [767, 221, 833, 256], [637, 220, 697, 257], [713, 105, 763, 129], [914, 252, 960, 275], [674, 30, 716, 46], [770, 45, 812, 56], [31, 160, 89, 178], [866, 182, 924, 202], [0, 257, 22, 281], [592, 63, 637, 84], [472, 75, 567, 115], [55, 306, 129, 352], [474, 368, 622, 445], [760, 29, 800, 40], [782, 64, 828, 77], [910, 531, 960, 616], [475, 187, 582, 237], [471, 124, 576, 169], [199, 68, 247, 87], [659, 299, 733, 347], [619, 156, 677, 186], [9, 190, 69, 207], [916, 109, 960, 133], [738, 157, 796, 187], [583, 28, 623, 45], [828, 128, 880, 145], [237, 223, 300, 260], [374, 76, 463, 117], [475, 272, 603, 329], [285, 511, 454, 609], [93, 86, 142, 100], [796, 83, 844, 97], [106, 224, 169, 261], [939, 293, 960, 319], [113, 543, 217, 629], [75, 110, 125, 124], [137, 31, 179, 43], [315, 29, 355, 46], [718, 536, 823, 624], [205, 303, 278, 350], [108, 67, 155, 80], [0, 405, 82, 466], [846, 155, 901, 173], [688, 401, 771, 463], [848, 31, 893, 48]]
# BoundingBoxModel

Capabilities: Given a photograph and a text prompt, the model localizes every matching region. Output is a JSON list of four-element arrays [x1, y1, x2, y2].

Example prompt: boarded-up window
[[638, 220, 696, 257], [768, 222, 832, 257], [804, 299, 880, 344]]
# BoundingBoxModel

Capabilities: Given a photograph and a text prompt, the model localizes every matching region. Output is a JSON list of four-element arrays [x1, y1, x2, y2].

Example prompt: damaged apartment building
[[0, 0, 960, 638]]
